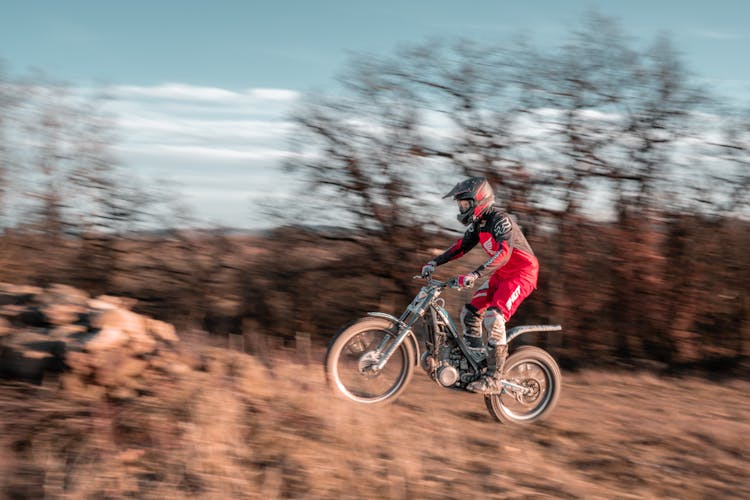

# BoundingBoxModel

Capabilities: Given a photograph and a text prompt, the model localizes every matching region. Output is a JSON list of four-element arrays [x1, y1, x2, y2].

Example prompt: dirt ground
[[1, 343, 748, 499], [393, 367, 749, 499]]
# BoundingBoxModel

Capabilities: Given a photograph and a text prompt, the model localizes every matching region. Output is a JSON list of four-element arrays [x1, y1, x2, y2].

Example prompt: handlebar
[[412, 273, 463, 290]]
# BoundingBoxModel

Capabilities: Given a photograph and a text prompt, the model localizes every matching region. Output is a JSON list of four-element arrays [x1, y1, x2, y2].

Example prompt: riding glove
[[457, 273, 478, 288], [421, 261, 437, 277]]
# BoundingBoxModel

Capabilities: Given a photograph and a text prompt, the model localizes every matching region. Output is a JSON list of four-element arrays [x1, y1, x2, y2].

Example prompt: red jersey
[[434, 206, 538, 285]]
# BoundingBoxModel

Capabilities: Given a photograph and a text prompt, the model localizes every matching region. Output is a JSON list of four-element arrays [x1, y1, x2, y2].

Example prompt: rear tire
[[325, 317, 415, 405], [484, 346, 562, 424]]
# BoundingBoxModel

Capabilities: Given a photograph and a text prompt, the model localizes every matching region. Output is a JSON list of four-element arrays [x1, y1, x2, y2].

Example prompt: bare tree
[[283, 12, 749, 367]]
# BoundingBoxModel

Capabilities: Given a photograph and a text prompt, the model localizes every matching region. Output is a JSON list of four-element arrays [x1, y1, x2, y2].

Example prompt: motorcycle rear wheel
[[325, 317, 415, 405], [484, 346, 562, 424]]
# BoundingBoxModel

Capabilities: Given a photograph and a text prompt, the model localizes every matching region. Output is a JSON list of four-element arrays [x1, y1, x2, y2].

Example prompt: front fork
[[366, 312, 419, 371]]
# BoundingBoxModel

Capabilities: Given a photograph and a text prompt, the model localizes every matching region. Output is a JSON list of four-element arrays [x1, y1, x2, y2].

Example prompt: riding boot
[[493, 344, 509, 377], [467, 344, 508, 394], [460, 304, 484, 352]]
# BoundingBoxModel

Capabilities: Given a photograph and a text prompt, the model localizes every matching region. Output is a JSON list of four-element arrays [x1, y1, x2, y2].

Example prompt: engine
[[423, 343, 476, 387], [436, 363, 459, 386]]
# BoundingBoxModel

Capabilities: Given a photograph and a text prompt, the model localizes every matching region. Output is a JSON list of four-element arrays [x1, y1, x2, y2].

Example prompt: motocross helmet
[[443, 177, 495, 225]]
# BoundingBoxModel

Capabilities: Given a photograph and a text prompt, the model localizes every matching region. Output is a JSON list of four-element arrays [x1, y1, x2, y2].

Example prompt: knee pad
[[483, 308, 506, 346]]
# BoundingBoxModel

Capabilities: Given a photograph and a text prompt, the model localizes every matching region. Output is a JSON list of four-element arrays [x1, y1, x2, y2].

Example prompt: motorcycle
[[325, 272, 563, 424]]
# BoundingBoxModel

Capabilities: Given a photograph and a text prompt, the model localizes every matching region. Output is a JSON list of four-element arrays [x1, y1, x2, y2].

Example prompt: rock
[[59, 373, 108, 400], [49, 324, 88, 339], [92, 295, 138, 310], [176, 348, 203, 370], [60, 376, 107, 400], [86, 298, 119, 311], [2, 329, 60, 351], [0, 292, 21, 306], [117, 358, 149, 378], [90, 309, 147, 337], [5, 284, 43, 295], [0, 329, 69, 381], [20, 350, 54, 360], [35, 284, 90, 307], [165, 361, 191, 376], [84, 327, 129, 352], [147, 318, 179, 343], [17, 307, 49, 327], [0, 346, 50, 383], [0, 305, 26, 319], [107, 386, 138, 401], [65, 351, 94, 376], [41, 304, 85, 325], [59, 372, 87, 392], [0, 282, 186, 401], [0, 317, 10, 336], [149, 356, 191, 376], [95, 358, 148, 386], [0, 284, 42, 305], [128, 329, 157, 355]]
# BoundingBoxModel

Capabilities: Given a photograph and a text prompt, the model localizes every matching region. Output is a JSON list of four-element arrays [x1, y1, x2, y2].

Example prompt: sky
[[2, 0, 749, 228]]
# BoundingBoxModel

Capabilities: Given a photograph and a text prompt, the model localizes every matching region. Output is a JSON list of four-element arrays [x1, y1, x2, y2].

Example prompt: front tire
[[325, 317, 415, 405], [484, 346, 562, 424]]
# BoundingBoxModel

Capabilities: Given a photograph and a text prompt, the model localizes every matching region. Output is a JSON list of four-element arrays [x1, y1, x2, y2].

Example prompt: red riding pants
[[469, 270, 537, 321]]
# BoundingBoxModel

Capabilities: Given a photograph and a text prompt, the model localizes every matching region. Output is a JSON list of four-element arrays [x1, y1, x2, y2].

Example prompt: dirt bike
[[325, 273, 563, 424]]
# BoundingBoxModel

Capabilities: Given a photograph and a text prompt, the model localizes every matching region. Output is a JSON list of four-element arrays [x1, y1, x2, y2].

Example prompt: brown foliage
[[2, 210, 747, 372]]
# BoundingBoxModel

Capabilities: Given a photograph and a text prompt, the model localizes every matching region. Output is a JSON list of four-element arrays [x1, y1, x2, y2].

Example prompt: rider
[[421, 177, 539, 394]]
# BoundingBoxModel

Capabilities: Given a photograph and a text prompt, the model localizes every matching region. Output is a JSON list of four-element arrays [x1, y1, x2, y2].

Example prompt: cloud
[[247, 88, 300, 101], [114, 83, 241, 101], [693, 29, 745, 41], [133, 144, 295, 161], [113, 84, 301, 103], [116, 115, 294, 141], [99, 83, 303, 227], [113, 83, 300, 103], [109, 82, 297, 157]]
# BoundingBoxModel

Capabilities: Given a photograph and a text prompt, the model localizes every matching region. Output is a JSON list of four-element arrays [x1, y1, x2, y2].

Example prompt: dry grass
[[1, 339, 748, 499]]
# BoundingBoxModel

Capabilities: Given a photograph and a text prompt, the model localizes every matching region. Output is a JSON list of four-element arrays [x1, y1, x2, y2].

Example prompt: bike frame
[[367, 279, 444, 371], [368, 277, 562, 372]]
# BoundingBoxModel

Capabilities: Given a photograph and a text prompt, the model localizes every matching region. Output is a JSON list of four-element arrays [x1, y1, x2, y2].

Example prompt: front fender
[[366, 312, 421, 366]]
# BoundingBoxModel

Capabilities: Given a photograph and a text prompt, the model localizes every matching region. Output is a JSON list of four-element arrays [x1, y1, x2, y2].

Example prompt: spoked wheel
[[484, 346, 562, 424], [325, 317, 415, 405]]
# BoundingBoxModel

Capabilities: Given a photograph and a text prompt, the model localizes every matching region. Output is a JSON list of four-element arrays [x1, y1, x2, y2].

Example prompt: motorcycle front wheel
[[484, 346, 562, 424], [325, 317, 415, 405]]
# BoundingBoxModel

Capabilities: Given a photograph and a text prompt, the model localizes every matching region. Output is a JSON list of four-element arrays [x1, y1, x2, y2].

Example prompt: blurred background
[[1, 1, 749, 498], [1, 1, 747, 369]]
